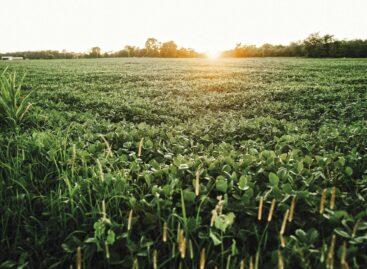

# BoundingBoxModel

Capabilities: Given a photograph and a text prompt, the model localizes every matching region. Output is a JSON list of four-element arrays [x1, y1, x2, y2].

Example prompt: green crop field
[[0, 58, 366, 268]]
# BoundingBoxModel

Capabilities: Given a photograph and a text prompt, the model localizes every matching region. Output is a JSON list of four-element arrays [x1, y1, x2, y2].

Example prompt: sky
[[1, 0, 367, 54]]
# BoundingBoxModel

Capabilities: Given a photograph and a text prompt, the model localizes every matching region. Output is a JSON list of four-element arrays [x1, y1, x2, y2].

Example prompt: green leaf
[[304, 155, 313, 165], [106, 229, 116, 245], [183, 189, 196, 203], [344, 167, 353, 176], [93, 220, 105, 238], [296, 161, 304, 173], [282, 183, 292, 194], [268, 172, 279, 187], [84, 238, 97, 244], [214, 212, 235, 232], [238, 175, 249, 190], [0, 260, 17, 268], [334, 228, 350, 239], [337, 157, 345, 167], [209, 230, 222, 246], [216, 177, 228, 193], [231, 239, 238, 255], [307, 228, 319, 243], [61, 243, 73, 253], [295, 229, 307, 241]]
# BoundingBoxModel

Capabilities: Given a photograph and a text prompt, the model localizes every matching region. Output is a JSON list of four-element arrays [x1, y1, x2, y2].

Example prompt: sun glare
[[206, 50, 221, 59]]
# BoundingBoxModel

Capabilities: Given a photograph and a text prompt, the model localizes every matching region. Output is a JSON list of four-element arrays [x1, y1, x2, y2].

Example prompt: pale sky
[[1, 0, 367, 53]]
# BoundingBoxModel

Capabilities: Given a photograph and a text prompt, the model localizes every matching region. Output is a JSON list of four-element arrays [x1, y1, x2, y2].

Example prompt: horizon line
[[2, 33, 367, 54]]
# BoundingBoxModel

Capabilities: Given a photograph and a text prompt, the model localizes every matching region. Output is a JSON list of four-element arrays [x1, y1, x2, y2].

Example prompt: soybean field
[[0, 58, 366, 268]]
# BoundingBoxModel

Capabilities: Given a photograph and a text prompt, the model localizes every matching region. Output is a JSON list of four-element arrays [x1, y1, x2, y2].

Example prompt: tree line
[[222, 33, 367, 58], [2, 34, 367, 59], [0, 38, 204, 59]]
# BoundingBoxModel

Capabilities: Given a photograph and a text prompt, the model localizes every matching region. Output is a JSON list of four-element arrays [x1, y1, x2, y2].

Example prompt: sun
[[206, 49, 221, 59]]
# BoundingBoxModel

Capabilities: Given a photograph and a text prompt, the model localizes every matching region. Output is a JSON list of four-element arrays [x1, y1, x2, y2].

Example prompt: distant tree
[[259, 43, 274, 57], [137, 48, 147, 57], [89, 47, 102, 58], [160, 41, 177, 57], [145, 38, 160, 57], [301, 33, 337, 57], [111, 49, 129, 57], [176, 48, 202, 58], [286, 42, 304, 56], [322, 34, 335, 57], [124, 45, 139, 57], [303, 33, 324, 57]]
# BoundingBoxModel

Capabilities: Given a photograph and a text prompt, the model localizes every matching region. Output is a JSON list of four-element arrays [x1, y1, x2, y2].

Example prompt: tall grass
[[0, 68, 32, 126]]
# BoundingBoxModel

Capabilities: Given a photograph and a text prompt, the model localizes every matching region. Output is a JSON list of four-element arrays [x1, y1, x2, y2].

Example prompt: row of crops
[[0, 58, 366, 268]]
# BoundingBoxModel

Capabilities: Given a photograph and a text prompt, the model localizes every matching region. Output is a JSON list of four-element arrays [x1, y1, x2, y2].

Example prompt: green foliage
[[0, 58, 366, 268], [268, 172, 279, 187], [222, 33, 367, 58], [0, 68, 32, 126]]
